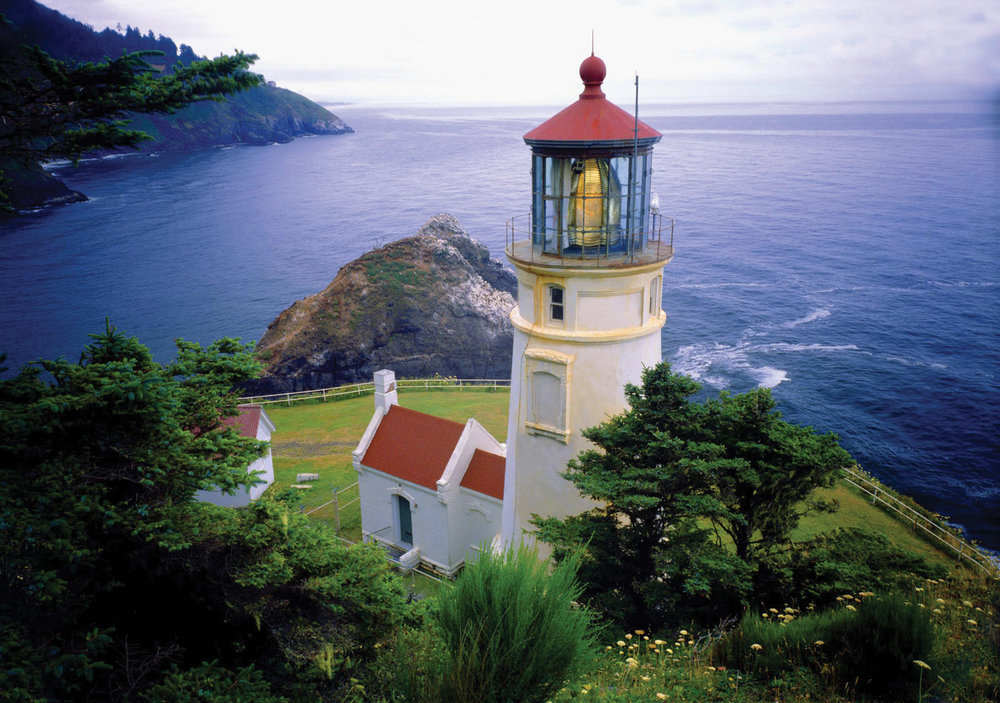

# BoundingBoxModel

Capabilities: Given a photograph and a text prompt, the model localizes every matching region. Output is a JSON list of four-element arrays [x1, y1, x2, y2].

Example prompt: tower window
[[549, 285, 564, 322], [649, 276, 660, 317]]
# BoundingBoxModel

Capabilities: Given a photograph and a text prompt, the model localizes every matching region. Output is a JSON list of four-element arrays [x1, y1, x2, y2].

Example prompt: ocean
[[1, 100, 997, 552]]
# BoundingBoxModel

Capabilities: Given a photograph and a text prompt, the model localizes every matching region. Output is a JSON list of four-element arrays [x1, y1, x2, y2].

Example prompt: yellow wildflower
[[642, 675, 650, 681], [617, 640, 626, 647], [679, 629, 688, 636], [666, 648, 674, 655], [654, 639, 667, 646], [846, 604, 857, 611], [963, 600, 974, 608], [625, 633, 633, 640], [913, 660, 931, 671], [635, 629, 645, 636], [814, 640, 824, 646], [707, 666, 716, 671], [967, 619, 978, 626], [656, 695, 668, 701], [750, 643, 763, 651]]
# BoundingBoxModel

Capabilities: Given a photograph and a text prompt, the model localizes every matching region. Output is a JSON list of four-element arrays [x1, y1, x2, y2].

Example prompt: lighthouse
[[500, 53, 674, 546]]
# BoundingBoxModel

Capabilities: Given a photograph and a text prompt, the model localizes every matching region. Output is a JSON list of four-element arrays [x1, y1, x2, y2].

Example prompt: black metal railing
[[505, 210, 674, 268]]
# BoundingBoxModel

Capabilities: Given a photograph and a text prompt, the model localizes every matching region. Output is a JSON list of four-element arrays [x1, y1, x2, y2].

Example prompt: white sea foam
[[882, 355, 948, 370], [756, 366, 789, 388], [670, 339, 857, 390], [782, 308, 831, 328]]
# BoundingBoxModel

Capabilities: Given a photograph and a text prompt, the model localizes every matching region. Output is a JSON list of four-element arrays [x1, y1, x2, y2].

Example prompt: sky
[[39, 0, 1000, 106]]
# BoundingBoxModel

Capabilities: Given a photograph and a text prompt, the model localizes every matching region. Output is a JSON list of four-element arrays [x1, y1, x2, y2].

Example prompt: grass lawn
[[261, 387, 960, 573], [261, 388, 509, 541]]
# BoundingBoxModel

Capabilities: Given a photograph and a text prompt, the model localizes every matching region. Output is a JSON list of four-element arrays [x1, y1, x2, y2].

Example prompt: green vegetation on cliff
[[0, 0, 351, 212]]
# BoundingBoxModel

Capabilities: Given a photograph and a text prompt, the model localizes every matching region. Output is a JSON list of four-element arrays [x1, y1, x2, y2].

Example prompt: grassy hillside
[[261, 388, 999, 702], [262, 388, 960, 570]]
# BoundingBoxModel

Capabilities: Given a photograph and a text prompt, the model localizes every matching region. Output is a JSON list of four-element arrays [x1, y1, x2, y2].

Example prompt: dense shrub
[[138, 662, 286, 702], [405, 544, 598, 703], [715, 594, 935, 700], [755, 527, 948, 608]]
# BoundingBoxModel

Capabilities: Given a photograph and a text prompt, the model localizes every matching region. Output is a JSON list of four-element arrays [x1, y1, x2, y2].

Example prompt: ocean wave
[[670, 340, 858, 389], [675, 282, 774, 290], [881, 355, 948, 370], [781, 308, 831, 328]]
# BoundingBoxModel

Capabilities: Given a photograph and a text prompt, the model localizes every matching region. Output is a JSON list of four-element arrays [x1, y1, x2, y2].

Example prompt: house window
[[548, 285, 565, 323]]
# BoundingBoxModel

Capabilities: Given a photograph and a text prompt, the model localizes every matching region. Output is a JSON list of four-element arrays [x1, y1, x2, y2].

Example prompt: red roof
[[362, 405, 465, 490], [523, 54, 661, 145], [222, 404, 263, 438], [460, 449, 505, 500]]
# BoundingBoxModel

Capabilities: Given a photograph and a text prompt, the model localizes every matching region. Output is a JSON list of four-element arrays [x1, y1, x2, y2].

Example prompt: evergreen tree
[[534, 362, 852, 628], [0, 325, 407, 700], [0, 13, 262, 203]]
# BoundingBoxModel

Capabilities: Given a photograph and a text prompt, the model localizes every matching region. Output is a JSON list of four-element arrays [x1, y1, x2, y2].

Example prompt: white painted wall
[[196, 408, 276, 508], [501, 260, 667, 549]]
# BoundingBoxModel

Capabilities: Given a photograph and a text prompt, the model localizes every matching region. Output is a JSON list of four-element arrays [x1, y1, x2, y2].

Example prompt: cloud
[[39, 0, 1000, 104]]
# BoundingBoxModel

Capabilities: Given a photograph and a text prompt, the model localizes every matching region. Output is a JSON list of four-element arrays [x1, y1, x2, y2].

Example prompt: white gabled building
[[196, 404, 277, 507], [353, 370, 505, 576]]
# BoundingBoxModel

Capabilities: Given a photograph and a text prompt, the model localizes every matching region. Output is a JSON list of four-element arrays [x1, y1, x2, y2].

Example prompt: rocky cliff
[[245, 215, 516, 394]]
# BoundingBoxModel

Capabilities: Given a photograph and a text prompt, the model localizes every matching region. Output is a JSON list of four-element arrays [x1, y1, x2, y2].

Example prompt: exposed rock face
[[245, 215, 516, 394]]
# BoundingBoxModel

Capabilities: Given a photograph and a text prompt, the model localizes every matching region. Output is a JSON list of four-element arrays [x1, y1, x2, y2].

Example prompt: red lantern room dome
[[523, 53, 661, 151]]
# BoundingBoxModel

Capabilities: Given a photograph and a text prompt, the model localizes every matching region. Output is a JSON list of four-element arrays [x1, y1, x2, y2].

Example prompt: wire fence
[[239, 377, 511, 406], [840, 466, 999, 578], [246, 381, 997, 578]]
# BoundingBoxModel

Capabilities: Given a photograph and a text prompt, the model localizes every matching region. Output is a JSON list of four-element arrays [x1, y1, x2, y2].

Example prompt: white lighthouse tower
[[500, 53, 674, 546]]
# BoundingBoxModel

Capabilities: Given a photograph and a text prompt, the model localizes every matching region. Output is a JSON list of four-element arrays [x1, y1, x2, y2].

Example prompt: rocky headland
[[0, 0, 353, 213], [244, 215, 516, 395]]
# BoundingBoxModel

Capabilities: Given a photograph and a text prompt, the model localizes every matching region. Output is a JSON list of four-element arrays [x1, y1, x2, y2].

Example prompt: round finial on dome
[[579, 54, 606, 86]]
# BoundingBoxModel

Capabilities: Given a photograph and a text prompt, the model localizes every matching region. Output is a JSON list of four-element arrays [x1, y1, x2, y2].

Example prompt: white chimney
[[373, 369, 398, 414]]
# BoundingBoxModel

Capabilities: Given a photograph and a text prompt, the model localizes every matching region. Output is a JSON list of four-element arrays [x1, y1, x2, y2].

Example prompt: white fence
[[840, 466, 999, 578], [239, 377, 510, 406], [243, 381, 997, 578]]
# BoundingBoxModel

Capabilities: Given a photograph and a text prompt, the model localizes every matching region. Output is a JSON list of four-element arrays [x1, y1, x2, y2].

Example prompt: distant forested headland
[[0, 0, 352, 212]]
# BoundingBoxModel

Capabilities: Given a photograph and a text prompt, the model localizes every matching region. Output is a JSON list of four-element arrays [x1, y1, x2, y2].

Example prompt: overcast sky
[[40, 0, 1000, 106]]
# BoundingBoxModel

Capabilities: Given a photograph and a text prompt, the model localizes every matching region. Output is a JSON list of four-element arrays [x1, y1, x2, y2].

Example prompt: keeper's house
[[196, 404, 276, 508], [353, 370, 505, 576]]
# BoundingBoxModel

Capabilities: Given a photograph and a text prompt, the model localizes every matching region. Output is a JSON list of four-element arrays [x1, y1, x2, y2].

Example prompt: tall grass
[[405, 544, 598, 703], [715, 594, 934, 700]]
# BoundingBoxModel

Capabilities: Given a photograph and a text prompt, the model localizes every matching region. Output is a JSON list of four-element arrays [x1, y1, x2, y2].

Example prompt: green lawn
[[262, 387, 959, 572]]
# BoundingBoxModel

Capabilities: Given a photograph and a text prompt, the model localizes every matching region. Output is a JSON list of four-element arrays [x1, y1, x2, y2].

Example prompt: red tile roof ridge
[[361, 405, 466, 490]]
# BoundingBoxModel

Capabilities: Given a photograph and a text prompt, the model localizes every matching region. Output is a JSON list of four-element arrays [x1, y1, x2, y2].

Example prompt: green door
[[397, 496, 413, 545]]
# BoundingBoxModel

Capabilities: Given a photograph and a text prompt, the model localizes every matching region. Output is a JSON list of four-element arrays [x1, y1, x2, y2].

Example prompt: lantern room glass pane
[[531, 152, 652, 257]]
